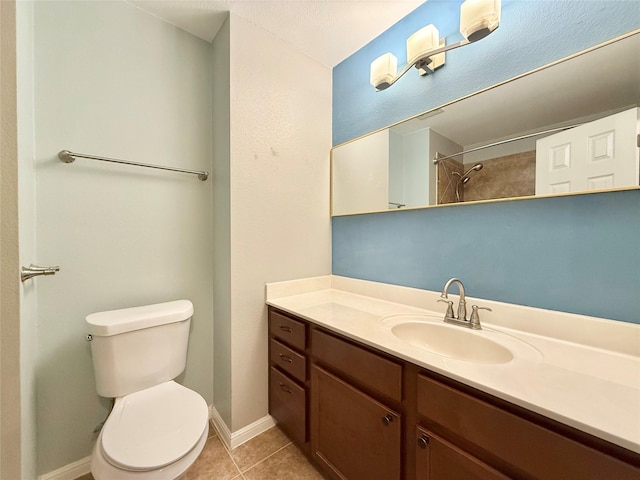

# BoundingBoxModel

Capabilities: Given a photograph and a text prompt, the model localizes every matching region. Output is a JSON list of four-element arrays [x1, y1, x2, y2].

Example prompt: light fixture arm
[[375, 39, 470, 91], [371, 0, 502, 92]]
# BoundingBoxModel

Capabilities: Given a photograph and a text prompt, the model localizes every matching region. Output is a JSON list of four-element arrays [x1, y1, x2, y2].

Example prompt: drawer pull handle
[[279, 354, 293, 363], [382, 414, 394, 426], [279, 325, 293, 332], [279, 383, 292, 394], [417, 435, 430, 449]]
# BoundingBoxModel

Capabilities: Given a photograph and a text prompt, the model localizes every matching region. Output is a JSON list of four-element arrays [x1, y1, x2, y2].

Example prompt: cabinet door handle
[[279, 354, 293, 363], [279, 325, 293, 332], [279, 383, 292, 394], [382, 414, 394, 426], [417, 434, 430, 449]]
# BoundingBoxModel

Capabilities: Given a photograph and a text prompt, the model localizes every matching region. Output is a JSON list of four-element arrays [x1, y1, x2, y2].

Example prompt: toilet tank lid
[[86, 300, 193, 336]]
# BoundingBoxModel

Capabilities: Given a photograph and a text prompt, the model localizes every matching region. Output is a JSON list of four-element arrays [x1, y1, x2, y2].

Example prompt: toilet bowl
[[91, 382, 208, 479], [86, 301, 209, 479]]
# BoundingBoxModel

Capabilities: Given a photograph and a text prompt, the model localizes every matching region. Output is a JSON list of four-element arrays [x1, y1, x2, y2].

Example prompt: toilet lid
[[101, 381, 208, 471]]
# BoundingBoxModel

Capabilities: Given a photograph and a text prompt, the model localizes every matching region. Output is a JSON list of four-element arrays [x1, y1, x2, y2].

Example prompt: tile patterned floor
[[76, 422, 326, 479]]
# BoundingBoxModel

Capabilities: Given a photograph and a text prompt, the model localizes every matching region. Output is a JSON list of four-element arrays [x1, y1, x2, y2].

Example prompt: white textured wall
[[402, 129, 431, 207], [16, 2, 331, 472], [227, 14, 332, 431], [429, 128, 462, 202], [30, 1, 214, 474]]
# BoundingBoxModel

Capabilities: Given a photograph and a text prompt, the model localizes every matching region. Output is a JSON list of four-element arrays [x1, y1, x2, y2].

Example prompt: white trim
[[37, 406, 275, 479], [209, 403, 232, 447], [37, 456, 91, 480], [209, 404, 275, 450]]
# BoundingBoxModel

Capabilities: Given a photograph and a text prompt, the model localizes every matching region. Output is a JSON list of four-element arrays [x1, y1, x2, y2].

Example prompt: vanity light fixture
[[370, 0, 501, 91]]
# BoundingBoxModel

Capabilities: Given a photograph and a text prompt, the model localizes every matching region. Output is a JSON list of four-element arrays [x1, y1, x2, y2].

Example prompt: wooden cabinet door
[[311, 365, 401, 480], [416, 426, 509, 480]]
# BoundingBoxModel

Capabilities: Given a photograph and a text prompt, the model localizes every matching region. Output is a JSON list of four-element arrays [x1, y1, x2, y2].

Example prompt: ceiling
[[127, 0, 425, 67], [126, 1, 640, 149]]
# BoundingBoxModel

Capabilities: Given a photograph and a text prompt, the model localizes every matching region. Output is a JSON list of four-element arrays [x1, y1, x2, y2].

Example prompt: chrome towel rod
[[58, 150, 209, 181]]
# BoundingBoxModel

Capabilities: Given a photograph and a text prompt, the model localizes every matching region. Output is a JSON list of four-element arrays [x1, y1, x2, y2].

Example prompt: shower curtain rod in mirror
[[58, 150, 209, 181], [433, 123, 584, 164]]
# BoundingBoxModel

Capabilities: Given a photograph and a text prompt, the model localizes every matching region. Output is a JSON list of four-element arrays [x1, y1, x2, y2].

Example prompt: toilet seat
[[101, 381, 208, 471], [91, 424, 208, 480]]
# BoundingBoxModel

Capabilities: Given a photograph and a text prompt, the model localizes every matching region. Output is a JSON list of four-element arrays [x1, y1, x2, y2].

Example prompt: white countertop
[[266, 275, 640, 455]]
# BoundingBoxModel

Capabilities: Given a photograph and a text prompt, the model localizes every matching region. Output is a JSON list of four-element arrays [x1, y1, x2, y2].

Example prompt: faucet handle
[[438, 299, 455, 318], [469, 305, 492, 329]]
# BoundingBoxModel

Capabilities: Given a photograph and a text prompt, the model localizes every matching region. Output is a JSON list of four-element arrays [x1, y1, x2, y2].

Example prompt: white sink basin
[[390, 321, 513, 364], [380, 314, 540, 365]]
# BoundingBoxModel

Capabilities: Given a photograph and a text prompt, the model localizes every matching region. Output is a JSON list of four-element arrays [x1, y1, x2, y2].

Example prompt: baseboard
[[209, 403, 233, 446], [209, 404, 275, 450], [37, 456, 91, 480], [38, 407, 273, 479]]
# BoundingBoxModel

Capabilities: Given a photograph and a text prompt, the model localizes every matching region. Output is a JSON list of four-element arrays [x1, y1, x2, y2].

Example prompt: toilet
[[86, 300, 209, 479]]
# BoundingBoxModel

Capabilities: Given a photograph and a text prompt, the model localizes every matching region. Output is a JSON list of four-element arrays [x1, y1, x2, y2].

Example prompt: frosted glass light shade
[[406, 24, 440, 64], [460, 0, 501, 42], [370, 53, 398, 90]]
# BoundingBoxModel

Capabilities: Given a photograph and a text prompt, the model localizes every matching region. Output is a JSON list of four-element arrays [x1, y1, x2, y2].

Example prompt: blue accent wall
[[333, 0, 640, 146], [332, 1, 640, 324], [333, 190, 640, 324]]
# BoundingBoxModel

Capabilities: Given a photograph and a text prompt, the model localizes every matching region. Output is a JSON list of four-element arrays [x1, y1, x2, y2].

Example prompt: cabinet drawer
[[417, 374, 640, 480], [312, 328, 402, 402], [269, 310, 306, 351], [270, 338, 306, 383], [269, 367, 306, 445]]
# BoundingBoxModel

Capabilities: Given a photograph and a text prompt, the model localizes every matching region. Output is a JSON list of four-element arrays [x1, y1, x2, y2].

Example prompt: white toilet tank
[[86, 300, 194, 398]]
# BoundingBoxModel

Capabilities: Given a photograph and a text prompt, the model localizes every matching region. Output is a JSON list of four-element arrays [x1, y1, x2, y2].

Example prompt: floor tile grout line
[[239, 440, 293, 474], [221, 440, 244, 478], [206, 423, 243, 479], [216, 426, 292, 474], [200, 424, 298, 479], [208, 422, 263, 478]]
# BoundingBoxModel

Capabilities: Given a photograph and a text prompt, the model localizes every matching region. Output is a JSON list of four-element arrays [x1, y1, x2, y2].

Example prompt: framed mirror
[[331, 31, 640, 216]]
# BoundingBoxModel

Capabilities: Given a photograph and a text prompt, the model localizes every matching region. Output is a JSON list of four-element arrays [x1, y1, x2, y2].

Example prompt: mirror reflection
[[331, 32, 640, 216]]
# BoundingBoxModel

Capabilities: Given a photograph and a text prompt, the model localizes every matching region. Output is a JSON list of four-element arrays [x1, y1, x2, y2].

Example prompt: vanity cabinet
[[268, 309, 309, 447], [416, 372, 640, 480], [415, 426, 509, 480], [267, 307, 640, 480], [310, 327, 403, 480]]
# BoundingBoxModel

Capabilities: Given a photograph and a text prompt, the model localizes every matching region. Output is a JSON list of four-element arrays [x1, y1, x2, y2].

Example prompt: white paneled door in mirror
[[535, 108, 640, 195]]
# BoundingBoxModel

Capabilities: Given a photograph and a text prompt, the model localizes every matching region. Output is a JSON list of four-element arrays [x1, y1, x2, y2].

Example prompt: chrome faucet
[[438, 278, 487, 330]]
